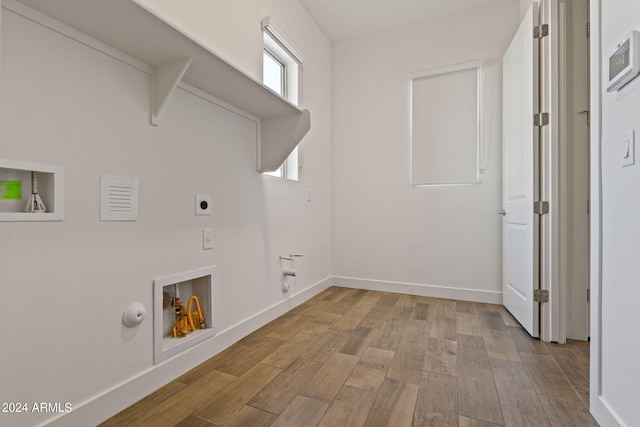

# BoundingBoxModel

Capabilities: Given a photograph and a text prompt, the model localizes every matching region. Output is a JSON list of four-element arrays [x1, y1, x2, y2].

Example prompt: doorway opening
[[502, 0, 590, 343], [560, 0, 590, 342]]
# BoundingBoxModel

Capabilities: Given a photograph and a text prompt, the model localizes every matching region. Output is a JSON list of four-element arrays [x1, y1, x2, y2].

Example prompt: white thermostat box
[[607, 30, 640, 92]]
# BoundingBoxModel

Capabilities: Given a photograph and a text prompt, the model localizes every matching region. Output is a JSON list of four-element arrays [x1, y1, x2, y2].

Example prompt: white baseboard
[[332, 276, 502, 304], [43, 277, 332, 427], [592, 395, 626, 427]]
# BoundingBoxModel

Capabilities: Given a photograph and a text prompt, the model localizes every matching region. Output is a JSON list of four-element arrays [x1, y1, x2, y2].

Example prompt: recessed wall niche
[[153, 266, 216, 364], [0, 159, 64, 221]]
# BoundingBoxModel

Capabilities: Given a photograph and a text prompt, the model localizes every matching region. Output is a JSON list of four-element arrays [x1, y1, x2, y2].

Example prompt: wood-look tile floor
[[101, 287, 598, 427]]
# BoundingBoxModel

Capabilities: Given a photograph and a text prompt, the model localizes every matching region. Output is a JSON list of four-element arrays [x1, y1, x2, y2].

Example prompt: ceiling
[[298, 0, 511, 42]]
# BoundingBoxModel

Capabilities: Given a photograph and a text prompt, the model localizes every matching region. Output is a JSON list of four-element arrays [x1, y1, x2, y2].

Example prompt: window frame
[[261, 17, 305, 181]]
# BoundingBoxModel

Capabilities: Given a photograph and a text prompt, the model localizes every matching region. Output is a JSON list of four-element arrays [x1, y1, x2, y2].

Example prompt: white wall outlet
[[202, 228, 213, 250], [623, 130, 635, 167], [195, 194, 212, 215]]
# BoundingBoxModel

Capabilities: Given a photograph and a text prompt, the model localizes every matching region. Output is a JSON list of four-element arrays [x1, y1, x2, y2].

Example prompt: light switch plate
[[623, 130, 635, 167], [195, 194, 212, 215], [203, 228, 213, 250]]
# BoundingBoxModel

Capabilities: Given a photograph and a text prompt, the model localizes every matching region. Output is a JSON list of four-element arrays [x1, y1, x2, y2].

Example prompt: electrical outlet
[[203, 229, 213, 250], [196, 194, 212, 215]]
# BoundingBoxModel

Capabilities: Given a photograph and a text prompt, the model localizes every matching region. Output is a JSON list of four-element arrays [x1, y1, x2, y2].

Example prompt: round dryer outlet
[[195, 194, 213, 215]]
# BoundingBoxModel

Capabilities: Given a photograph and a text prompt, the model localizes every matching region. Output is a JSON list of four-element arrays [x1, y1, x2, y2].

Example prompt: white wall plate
[[195, 194, 212, 215]]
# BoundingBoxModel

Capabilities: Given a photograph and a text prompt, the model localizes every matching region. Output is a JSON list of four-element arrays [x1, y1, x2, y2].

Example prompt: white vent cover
[[100, 175, 139, 221]]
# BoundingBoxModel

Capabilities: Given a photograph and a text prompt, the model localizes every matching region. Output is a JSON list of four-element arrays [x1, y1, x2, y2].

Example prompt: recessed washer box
[[195, 194, 212, 215], [153, 266, 216, 364], [0, 159, 64, 222]]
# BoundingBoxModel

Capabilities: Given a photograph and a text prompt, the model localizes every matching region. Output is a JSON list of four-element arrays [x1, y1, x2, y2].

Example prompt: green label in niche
[[0, 180, 22, 200]]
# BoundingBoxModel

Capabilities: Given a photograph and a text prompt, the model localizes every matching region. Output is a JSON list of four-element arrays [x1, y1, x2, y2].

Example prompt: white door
[[502, 3, 540, 337]]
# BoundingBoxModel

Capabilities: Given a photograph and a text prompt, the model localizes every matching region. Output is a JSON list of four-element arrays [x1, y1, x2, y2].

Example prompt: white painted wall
[[331, 0, 519, 302], [592, 1, 640, 425], [519, 0, 534, 20], [0, 1, 331, 425]]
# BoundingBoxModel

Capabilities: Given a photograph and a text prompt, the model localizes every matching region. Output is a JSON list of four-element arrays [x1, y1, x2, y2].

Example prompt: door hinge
[[587, 288, 590, 303], [534, 112, 549, 127], [534, 201, 549, 215], [534, 289, 549, 303], [587, 22, 590, 38], [534, 24, 549, 39]]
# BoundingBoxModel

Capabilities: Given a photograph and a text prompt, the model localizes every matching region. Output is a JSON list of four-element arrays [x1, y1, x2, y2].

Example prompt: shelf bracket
[[150, 57, 192, 126], [258, 109, 311, 172]]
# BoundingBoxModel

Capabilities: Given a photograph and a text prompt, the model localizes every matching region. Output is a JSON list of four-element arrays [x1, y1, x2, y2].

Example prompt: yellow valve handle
[[187, 296, 206, 330], [179, 318, 190, 334], [173, 298, 192, 337]]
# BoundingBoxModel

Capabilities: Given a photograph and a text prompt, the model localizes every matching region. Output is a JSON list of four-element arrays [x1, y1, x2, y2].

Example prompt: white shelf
[[14, 0, 311, 172]]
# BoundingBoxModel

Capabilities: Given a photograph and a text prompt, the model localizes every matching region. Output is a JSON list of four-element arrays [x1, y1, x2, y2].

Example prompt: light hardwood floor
[[100, 287, 597, 427]]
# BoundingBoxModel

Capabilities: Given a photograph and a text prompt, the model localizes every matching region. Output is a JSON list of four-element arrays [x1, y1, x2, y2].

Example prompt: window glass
[[263, 50, 285, 97], [262, 20, 304, 180]]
